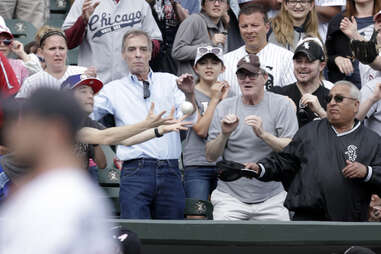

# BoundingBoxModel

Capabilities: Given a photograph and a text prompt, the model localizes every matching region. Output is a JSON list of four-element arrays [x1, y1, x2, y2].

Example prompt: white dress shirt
[[93, 71, 196, 161]]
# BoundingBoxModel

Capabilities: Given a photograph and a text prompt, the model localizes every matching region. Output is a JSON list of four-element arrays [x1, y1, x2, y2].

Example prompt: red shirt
[[0, 52, 20, 98]]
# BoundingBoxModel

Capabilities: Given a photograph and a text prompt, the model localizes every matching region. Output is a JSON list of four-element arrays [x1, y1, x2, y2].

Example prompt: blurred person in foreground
[[0, 88, 117, 253], [246, 81, 381, 221]]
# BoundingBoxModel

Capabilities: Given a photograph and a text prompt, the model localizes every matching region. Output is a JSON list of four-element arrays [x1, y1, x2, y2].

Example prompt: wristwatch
[[154, 128, 163, 138]]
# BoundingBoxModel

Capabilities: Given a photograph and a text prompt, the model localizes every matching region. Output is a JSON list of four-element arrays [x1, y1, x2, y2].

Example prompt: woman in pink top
[[0, 21, 29, 85]]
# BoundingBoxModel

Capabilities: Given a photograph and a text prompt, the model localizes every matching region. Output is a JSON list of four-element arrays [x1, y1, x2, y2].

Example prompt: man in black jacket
[[245, 80, 381, 221]]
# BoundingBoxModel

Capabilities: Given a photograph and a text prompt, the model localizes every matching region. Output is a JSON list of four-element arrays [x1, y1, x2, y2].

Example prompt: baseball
[[180, 101, 194, 115]]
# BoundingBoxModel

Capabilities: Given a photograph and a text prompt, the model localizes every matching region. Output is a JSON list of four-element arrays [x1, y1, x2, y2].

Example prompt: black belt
[[123, 158, 178, 167]]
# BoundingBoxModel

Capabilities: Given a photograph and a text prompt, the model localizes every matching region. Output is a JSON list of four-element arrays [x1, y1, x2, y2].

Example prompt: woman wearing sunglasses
[[0, 18, 29, 87], [326, 0, 380, 88], [172, 0, 230, 77], [16, 31, 92, 99], [182, 46, 230, 202], [268, 0, 321, 52]]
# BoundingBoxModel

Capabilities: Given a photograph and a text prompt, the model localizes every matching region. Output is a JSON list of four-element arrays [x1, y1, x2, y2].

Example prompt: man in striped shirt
[[220, 3, 296, 96]]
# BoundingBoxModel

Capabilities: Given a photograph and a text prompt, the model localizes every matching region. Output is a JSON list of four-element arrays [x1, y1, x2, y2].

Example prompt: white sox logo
[[345, 145, 358, 162]]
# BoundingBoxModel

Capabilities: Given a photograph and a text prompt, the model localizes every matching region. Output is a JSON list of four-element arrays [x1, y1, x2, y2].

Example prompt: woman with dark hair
[[326, 0, 381, 88], [172, 0, 230, 77], [269, 0, 321, 52]]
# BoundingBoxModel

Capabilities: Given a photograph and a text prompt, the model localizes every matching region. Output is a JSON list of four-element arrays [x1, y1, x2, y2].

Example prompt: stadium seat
[[98, 145, 120, 187], [102, 186, 120, 216], [50, 0, 69, 13], [46, 18, 65, 29], [4, 19, 37, 45]]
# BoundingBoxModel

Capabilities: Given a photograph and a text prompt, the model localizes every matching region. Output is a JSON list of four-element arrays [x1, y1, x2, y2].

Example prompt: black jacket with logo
[[258, 119, 381, 221]]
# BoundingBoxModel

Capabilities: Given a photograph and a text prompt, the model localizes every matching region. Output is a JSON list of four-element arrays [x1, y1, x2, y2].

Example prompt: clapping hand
[[245, 115, 264, 138], [221, 114, 239, 136], [82, 0, 100, 22]]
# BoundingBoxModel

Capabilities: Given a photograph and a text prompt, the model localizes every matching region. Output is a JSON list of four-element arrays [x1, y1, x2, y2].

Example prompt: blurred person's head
[[236, 54, 268, 103], [39, 30, 68, 74], [5, 88, 84, 166], [293, 37, 326, 86], [24, 41, 39, 54], [271, 0, 320, 48], [193, 46, 225, 84], [238, 0, 282, 10], [201, 0, 229, 23], [121, 30, 152, 79], [326, 81, 360, 128], [61, 74, 103, 114], [0, 18, 14, 57], [345, 0, 380, 18], [0, 98, 21, 155], [238, 4, 270, 52]]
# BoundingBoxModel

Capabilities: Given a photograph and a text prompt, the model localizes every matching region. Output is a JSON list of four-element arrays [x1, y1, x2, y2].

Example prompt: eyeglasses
[[197, 46, 223, 56], [325, 94, 357, 103], [0, 39, 12, 46], [142, 80, 150, 99], [236, 71, 263, 81], [207, 0, 227, 3], [286, 0, 312, 6]]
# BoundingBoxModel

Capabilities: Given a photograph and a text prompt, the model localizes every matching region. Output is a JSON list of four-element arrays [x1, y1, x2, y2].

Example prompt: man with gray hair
[[92, 29, 197, 219], [245, 80, 381, 221]]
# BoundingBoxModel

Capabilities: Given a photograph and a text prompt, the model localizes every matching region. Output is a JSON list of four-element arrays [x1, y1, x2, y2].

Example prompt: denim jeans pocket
[[121, 161, 143, 178], [167, 165, 182, 179]]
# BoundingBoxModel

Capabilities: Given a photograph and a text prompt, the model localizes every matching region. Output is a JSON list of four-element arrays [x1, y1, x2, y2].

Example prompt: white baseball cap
[[0, 16, 13, 39]]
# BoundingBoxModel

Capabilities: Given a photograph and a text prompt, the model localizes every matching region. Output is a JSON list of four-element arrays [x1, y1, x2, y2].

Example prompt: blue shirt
[[93, 71, 196, 161], [180, 0, 200, 14]]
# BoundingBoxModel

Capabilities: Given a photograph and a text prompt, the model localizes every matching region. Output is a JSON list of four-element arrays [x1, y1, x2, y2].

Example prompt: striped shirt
[[16, 65, 86, 98], [220, 43, 296, 96]]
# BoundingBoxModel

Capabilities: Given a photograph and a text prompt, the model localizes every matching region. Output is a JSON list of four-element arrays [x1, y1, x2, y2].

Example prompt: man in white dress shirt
[[93, 29, 197, 219], [220, 3, 296, 96]]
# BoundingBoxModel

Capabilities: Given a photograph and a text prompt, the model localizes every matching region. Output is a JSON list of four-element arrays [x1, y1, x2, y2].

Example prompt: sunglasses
[[142, 80, 150, 99], [0, 39, 12, 46], [198, 46, 222, 56], [325, 94, 357, 103], [236, 71, 263, 81]]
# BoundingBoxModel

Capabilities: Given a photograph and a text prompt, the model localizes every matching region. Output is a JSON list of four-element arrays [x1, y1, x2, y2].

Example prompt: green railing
[[114, 220, 381, 254]]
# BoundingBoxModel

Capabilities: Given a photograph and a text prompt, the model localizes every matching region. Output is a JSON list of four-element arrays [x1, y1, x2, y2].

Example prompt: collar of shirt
[[199, 11, 226, 33], [128, 70, 153, 84], [331, 120, 361, 137]]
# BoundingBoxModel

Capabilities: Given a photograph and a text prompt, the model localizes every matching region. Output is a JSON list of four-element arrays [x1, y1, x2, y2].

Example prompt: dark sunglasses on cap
[[197, 46, 222, 56], [0, 39, 12, 46], [325, 94, 357, 103]]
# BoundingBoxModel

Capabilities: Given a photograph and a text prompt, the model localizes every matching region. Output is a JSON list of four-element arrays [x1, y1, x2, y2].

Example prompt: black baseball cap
[[294, 38, 325, 62], [23, 88, 85, 140], [344, 246, 376, 254]]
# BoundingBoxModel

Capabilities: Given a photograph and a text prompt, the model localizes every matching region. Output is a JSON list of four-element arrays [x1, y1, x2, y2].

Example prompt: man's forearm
[[119, 128, 157, 146], [93, 146, 107, 169], [206, 133, 229, 162], [357, 97, 378, 120], [260, 132, 291, 152], [370, 56, 381, 71]]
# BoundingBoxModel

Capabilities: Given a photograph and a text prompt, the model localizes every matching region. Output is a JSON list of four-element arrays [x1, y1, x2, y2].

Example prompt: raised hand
[[145, 103, 178, 128], [212, 33, 227, 46], [340, 16, 358, 40], [84, 66, 97, 78], [82, 0, 100, 22], [10, 40, 27, 60], [176, 73, 195, 97], [245, 115, 264, 138], [342, 160, 367, 179], [221, 114, 239, 136], [334, 56, 354, 76], [300, 93, 325, 117]]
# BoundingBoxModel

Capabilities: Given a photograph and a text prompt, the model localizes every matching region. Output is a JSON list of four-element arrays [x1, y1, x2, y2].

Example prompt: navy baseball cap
[[61, 74, 103, 94], [294, 38, 325, 62]]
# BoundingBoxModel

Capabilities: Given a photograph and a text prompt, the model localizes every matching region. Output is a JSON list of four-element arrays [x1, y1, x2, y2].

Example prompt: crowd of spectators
[[1, 0, 381, 252]]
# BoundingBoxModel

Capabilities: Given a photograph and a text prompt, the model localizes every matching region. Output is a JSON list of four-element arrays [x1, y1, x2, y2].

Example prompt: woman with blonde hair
[[269, 0, 320, 52]]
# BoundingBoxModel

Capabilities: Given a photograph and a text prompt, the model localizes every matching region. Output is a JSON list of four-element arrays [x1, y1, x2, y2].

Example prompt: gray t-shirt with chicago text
[[208, 92, 298, 203]]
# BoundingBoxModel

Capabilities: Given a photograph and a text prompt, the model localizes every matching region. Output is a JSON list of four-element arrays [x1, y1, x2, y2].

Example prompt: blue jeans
[[183, 166, 218, 201], [120, 158, 185, 219]]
